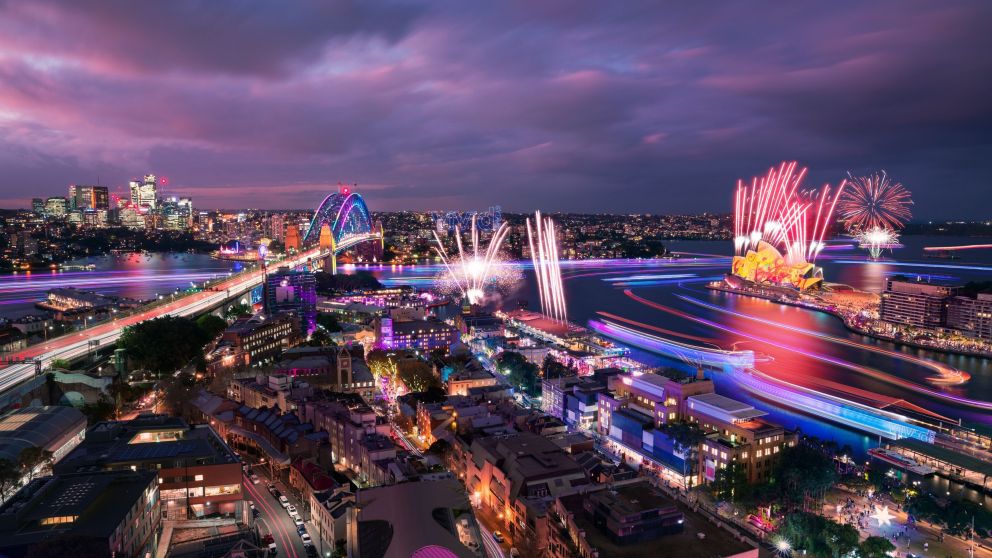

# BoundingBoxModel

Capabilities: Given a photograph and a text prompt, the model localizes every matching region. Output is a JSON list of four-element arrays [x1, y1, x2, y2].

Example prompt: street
[[244, 468, 330, 558]]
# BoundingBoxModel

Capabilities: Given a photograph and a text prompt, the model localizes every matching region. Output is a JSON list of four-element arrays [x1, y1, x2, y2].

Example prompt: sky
[[0, 1, 990, 217]]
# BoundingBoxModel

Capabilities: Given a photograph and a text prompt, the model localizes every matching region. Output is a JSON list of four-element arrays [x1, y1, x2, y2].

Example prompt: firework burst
[[856, 226, 899, 260], [433, 216, 518, 304], [838, 171, 913, 232]]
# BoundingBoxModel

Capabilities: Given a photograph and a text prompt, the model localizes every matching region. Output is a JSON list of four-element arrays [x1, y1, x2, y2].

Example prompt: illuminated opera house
[[728, 240, 824, 291]]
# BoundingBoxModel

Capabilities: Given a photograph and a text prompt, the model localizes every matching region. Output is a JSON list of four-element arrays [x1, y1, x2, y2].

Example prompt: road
[[0, 249, 323, 393], [244, 470, 314, 558]]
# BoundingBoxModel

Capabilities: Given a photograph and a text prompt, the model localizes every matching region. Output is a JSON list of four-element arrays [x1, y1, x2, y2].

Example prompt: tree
[[858, 536, 895, 558], [0, 459, 19, 503], [49, 358, 71, 371], [316, 313, 343, 332], [497, 351, 540, 395], [306, 329, 337, 347], [712, 461, 751, 504], [162, 372, 197, 421], [427, 439, 453, 460], [18, 447, 53, 482], [658, 420, 706, 490], [118, 316, 211, 375], [80, 395, 116, 424], [774, 442, 837, 511], [823, 520, 859, 558], [196, 314, 228, 339], [224, 303, 252, 319], [541, 355, 574, 380]]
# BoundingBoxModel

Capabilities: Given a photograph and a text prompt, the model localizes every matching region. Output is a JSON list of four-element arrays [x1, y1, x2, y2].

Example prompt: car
[[301, 534, 312, 545], [297, 525, 307, 535], [294, 517, 305, 527], [286, 504, 297, 515], [279, 495, 290, 508], [305, 546, 318, 557], [262, 534, 275, 545], [250, 474, 260, 484], [273, 489, 282, 499], [252, 508, 260, 518], [267, 542, 278, 556], [492, 531, 505, 543]]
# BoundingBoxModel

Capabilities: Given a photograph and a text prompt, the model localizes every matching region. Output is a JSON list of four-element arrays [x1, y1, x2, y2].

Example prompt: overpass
[[0, 249, 326, 393]]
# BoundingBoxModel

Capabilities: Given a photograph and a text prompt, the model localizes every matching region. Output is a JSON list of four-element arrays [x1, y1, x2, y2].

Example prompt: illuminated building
[[729, 240, 823, 291], [880, 276, 960, 328], [264, 266, 317, 334], [374, 316, 458, 351], [43, 196, 68, 217], [268, 213, 285, 241], [54, 415, 242, 521], [68, 184, 109, 210], [128, 174, 158, 209], [686, 393, 797, 484], [947, 292, 992, 343], [221, 314, 299, 365], [0, 470, 160, 558], [31, 198, 44, 214], [464, 432, 586, 551], [284, 224, 301, 251]]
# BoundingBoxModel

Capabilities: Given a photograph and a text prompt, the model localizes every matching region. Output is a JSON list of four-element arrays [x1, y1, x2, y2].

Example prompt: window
[[40, 515, 77, 526], [194, 474, 204, 482]]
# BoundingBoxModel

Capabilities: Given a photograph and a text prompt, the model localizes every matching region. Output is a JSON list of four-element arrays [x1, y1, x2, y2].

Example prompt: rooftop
[[688, 393, 766, 421], [0, 406, 87, 462]]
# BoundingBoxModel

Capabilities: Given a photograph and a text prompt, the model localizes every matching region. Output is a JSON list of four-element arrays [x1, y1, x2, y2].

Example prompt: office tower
[[68, 185, 110, 210], [31, 198, 44, 214], [129, 174, 158, 209], [44, 197, 68, 217], [264, 266, 317, 335]]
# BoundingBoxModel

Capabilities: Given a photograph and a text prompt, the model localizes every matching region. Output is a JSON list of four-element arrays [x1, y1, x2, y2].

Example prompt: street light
[[776, 539, 791, 556]]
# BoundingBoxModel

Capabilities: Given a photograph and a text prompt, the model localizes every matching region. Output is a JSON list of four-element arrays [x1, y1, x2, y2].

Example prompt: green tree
[[49, 358, 71, 371], [712, 461, 751, 504], [497, 351, 540, 395], [224, 303, 252, 319], [118, 316, 210, 375], [196, 314, 228, 339], [823, 520, 859, 558], [306, 328, 337, 347], [541, 355, 574, 380], [858, 536, 895, 558], [774, 442, 837, 511], [80, 395, 116, 424]]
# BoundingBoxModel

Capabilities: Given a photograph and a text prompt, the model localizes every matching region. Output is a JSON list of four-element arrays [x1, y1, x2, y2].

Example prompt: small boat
[[868, 447, 935, 476]]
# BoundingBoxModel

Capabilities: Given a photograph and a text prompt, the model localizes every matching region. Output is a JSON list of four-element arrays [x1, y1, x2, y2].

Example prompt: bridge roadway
[[0, 249, 325, 394]]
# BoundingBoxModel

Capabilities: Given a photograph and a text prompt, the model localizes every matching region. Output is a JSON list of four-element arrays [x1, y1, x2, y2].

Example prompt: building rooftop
[[688, 393, 766, 422], [54, 415, 238, 473], [0, 470, 156, 552], [0, 406, 87, 462]]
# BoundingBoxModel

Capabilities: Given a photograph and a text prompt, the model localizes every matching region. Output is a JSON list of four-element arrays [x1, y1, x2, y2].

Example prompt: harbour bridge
[[0, 186, 384, 399], [302, 185, 383, 273]]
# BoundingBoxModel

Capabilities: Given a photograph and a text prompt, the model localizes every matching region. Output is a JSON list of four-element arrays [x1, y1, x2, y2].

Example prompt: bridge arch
[[303, 189, 373, 247]]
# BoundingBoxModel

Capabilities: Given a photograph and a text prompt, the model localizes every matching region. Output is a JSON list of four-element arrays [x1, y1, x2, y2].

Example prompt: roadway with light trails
[[0, 249, 324, 394]]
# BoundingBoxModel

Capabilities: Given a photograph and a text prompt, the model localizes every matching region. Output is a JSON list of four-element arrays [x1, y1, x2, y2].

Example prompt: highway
[[0, 249, 324, 393]]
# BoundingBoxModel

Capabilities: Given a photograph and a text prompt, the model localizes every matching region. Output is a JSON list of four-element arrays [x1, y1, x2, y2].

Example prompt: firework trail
[[733, 161, 846, 265], [838, 171, 913, 232], [432, 216, 513, 304], [527, 211, 568, 323]]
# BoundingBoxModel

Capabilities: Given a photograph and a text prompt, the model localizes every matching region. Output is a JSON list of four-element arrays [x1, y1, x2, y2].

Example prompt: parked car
[[267, 542, 277, 556], [279, 495, 290, 508], [492, 531, 505, 543], [294, 517, 305, 527], [301, 533, 312, 545], [305, 546, 317, 557], [297, 525, 307, 535], [286, 504, 297, 515], [250, 473, 260, 484]]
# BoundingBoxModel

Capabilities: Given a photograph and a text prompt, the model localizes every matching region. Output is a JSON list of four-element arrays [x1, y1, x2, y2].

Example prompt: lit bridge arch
[[303, 186, 383, 273]]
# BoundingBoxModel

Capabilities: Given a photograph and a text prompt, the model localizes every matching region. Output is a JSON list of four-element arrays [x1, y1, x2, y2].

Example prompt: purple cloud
[[0, 0, 989, 217]]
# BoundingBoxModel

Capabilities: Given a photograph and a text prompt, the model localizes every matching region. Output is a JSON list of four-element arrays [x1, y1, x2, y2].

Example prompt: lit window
[[194, 474, 204, 482]]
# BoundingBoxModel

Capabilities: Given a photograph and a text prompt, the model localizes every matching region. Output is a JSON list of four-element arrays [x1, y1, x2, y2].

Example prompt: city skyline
[[0, 1, 990, 216]]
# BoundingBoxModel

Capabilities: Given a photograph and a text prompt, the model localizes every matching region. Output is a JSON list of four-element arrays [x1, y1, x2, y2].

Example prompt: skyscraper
[[128, 174, 158, 209], [68, 185, 110, 210], [264, 266, 317, 335]]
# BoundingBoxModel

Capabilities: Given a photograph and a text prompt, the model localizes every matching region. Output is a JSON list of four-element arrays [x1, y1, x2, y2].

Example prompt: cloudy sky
[[0, 1, 989, 217]]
